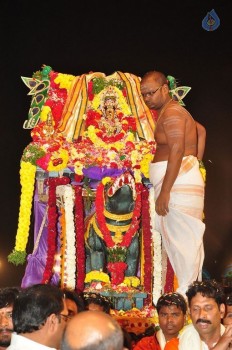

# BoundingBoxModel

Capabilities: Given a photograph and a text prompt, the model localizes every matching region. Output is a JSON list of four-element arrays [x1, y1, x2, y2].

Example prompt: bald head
[[61, 310, 124, 350], [141, 70, 168, 86]]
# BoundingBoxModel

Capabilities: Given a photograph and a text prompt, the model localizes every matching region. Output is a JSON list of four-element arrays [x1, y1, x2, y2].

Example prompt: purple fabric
[[82, 166, 125, 180], [21, 187, 47, 287], [21, 185, 60, 287], [21, 188, 63, 288]]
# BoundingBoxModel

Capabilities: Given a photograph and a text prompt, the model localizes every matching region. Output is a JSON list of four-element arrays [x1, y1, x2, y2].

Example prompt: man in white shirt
[[7, 284, 69, 350], [179, 280, 232, 350]]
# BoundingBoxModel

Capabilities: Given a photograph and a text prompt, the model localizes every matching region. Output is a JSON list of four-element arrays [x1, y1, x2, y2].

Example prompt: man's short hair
[[13, 283, 64, 333], [0, 287, 20, 309], [186, 280, 225, 307], [156, 292, 187, 315], [63, 289, 85, 312]]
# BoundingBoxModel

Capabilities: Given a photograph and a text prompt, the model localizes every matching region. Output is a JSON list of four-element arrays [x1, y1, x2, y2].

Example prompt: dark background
[[0, 0, 231, 287]]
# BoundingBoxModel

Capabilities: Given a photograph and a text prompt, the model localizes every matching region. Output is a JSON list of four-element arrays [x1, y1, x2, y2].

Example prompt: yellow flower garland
[[85, 125, 135, 151], [8, 161, 36, 264], [85, 270, 110, 283]]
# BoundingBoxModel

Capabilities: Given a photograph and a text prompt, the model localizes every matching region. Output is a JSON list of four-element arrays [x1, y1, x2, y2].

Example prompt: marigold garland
[[8, 161, 36, 265]]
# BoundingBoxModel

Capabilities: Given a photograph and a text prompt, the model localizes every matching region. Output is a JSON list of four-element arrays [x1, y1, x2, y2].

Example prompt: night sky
[[0, 0, 231, 287]]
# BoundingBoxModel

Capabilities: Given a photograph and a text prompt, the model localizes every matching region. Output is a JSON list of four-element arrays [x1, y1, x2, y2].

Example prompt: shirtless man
[[140, 71, 206, 295]]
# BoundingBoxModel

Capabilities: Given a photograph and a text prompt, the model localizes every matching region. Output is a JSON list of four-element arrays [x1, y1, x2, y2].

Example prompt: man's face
[[140, 78, 164, 110], [66, 298, 78, 318], [54, 298, 69, 349], [158, 305, 185, 341], [223, 305, 232, 326], [0, 306, 13, 348], [190, 293, 225, 340]]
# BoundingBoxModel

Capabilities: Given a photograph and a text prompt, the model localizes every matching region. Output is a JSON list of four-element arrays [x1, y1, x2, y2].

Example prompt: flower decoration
[[123, 276, 140, 288], [42, 176, 70, 284], [74, 185, 85, 291], [199, 160, 206, 182], [21, 144, 46, 166], [8, 161, 36, 265], [85, 271, 110, 284], [149, 187, 162, 305]]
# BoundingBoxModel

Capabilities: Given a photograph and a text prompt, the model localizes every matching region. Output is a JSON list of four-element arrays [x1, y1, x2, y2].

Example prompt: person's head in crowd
[[11, 283, 69, 349], [83, 292, 112, 314], [63, 289, 85, 317], [186, 280, 225, 341], [156, 292, 187, 341], [223, 293, 232, 326], [61, 310, 127, 350], [0, 287, 20, 349]]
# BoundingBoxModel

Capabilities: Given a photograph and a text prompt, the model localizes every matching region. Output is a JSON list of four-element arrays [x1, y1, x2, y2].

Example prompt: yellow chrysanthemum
[[102, 177, 112, 186], [85, 271, 110, 283], [40, 106, 51, 122], [123, 276, 140, 288], [140, 153, 153, 178], [54, 73, 75, 91]]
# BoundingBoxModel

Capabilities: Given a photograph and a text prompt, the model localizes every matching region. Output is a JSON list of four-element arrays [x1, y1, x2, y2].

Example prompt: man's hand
[[213, 325, 232, 349], [155, 191, 170, 216]]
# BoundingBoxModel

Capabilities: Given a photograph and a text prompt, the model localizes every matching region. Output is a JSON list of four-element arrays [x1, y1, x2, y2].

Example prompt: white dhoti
[[149, 156, 205, 295]]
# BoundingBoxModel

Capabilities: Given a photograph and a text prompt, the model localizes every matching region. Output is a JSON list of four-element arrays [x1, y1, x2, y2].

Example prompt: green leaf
[[8, 250, 27, 265]]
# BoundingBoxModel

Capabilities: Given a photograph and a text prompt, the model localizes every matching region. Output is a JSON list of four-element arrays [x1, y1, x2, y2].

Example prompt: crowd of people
[[0, 280, 232, 350]]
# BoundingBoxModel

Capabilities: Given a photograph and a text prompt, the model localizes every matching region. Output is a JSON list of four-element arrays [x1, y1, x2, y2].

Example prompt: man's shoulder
[[165, 101, 192, 118], [134, 334, 160, 350], [179, 324, 203, 350], [7, 333, 55, 350]]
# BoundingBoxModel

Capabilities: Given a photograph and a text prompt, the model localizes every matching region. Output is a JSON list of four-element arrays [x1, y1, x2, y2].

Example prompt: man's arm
[[212, 324, 232, 349], [196, 121, 206, 161], [155, 112, 186, 216]]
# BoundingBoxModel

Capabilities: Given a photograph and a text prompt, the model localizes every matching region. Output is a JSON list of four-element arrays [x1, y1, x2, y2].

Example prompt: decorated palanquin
[[8, 66, 177, 322]]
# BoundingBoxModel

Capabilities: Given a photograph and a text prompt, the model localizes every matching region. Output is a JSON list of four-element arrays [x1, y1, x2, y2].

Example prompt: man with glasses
[[7, 284, 69, 350], [140, 70, 206, 296], [0, 287, 20, 350]]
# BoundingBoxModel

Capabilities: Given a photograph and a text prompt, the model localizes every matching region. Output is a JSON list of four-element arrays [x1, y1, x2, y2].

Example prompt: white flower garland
[[149, 187, 162, 305], [56, 185, 76, 289]]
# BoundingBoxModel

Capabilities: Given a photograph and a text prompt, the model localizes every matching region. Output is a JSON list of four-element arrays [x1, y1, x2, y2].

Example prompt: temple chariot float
[[8, 65, 183, 333]]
